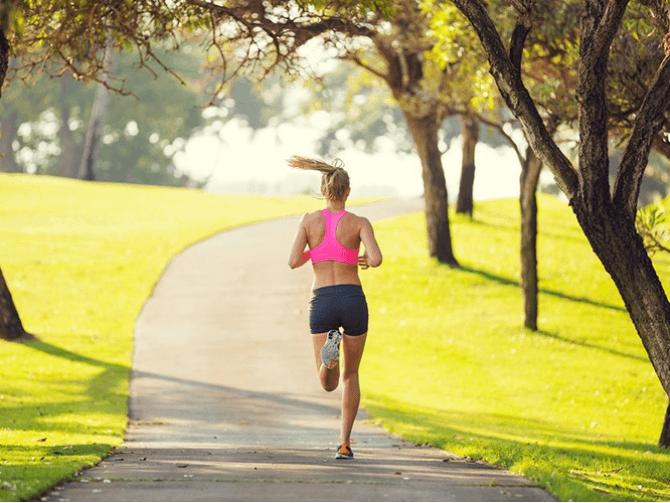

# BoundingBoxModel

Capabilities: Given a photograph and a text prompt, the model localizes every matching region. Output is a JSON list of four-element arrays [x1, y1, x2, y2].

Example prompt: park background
[[2, 1, 670, 501]]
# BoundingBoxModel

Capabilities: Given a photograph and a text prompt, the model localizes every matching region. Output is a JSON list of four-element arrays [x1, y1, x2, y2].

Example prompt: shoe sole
[[320, 330, 342, 368]]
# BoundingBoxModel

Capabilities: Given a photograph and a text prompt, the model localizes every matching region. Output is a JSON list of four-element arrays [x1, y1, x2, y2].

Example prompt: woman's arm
[[288, 215, 311, 269], [358, 217, 382, 269]]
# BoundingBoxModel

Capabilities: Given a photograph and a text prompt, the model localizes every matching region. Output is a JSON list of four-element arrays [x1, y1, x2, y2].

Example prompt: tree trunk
[[0, 265, 34, 341], [77, 40, 115, 181], [519, 147, 542, 331], [660, 401, 670, 448], [59, 71, 78, 178], [0, 23, 34, 342], [571, 197, 670, 447], [404, 110, 459, 267], [456, 112, 479, 217], [0, 109, 20, 172]]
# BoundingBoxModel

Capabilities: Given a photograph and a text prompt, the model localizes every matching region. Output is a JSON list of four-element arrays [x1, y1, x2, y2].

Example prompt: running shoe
[[335, 444, 354, 460], [321, 329, 342, 369]]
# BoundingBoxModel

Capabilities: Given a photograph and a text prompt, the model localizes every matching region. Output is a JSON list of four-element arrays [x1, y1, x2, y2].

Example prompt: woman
[[287, 156, 382, 460]]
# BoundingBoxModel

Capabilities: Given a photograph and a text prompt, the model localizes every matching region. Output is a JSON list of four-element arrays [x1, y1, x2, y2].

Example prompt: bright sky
[[174, 112, 527, 201]]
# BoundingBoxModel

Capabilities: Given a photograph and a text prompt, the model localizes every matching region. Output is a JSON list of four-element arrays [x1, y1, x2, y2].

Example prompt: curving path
[[45, 199, 556, 502]]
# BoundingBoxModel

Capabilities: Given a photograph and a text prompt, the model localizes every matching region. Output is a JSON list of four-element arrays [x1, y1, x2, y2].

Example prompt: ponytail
[[287, 155, 350, 201]]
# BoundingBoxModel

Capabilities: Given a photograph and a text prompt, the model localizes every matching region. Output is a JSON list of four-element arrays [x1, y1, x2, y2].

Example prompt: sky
[[174, 112, 530, 202]]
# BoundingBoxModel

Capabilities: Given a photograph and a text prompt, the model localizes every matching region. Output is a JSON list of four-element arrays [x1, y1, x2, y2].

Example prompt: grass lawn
[[361, 194, 670, 501], [0, 174, 329, 501], [3, 173, 669, 502]]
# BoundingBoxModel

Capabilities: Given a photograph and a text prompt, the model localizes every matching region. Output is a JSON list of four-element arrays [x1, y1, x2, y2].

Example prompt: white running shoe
[[321, 329, 342, 369]]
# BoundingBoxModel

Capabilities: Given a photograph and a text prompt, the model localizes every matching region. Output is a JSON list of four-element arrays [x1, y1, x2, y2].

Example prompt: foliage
[[5, 1, 393, 96], [519, 1, 581, 124], [421, 0, 497, 113], [0, 173, 326, 501], [2, 45, 207, 184], [2, 45, 290, 184], [1, 0, 396, 183], [636, 204, 670, 256], [362, 195, 670, 502]]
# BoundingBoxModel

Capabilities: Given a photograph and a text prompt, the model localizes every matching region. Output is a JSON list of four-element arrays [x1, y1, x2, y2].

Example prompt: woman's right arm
[[358, 217, 382, 269], [288, 214, 311, 269]]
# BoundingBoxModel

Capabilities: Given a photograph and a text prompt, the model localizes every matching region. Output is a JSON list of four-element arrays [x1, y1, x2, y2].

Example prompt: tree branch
[[613, 54, 670, 218], [340, 52, 389, 83], [509, 2, 532, 72], [470, 111, 525, 167]]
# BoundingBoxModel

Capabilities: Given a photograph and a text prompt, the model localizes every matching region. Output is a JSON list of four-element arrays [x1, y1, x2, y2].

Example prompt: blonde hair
[[287, 155, 350, 201]]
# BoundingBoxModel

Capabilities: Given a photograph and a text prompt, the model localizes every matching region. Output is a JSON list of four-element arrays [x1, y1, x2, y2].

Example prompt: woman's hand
[[358, 254, 372, 270]]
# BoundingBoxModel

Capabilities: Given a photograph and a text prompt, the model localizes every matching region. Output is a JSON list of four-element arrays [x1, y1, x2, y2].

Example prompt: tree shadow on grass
[[459, 265, 625, 314], [5, 340, 340, 437], [25, 340, 129, 370], [535, 330, 648, 362], [457, 266, 645, 362], [26, 339, 131, 400], [364, 394, 670, 502]]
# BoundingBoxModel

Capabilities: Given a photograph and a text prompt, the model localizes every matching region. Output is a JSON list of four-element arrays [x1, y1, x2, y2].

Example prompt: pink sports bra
[[309, 209, 359, 265]]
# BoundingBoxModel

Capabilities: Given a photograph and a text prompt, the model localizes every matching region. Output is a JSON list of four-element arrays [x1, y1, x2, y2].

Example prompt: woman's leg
[[312, 332, 339, 392], [340, 332, 367, 446]]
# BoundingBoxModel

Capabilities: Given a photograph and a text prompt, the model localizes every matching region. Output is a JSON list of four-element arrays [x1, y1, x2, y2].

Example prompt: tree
[[0, 0, 33, 341], [475, 111, 546, 331], [447, 0, 670, 446], [332, 1, 460, 265], [427, 0, 557, 330]]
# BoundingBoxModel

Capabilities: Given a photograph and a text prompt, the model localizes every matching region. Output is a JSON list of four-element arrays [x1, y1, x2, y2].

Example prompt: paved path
[[44, 199, 556, 502]]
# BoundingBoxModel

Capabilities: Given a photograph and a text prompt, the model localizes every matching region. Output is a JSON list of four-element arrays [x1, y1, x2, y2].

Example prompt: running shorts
[[309, 284, 368, 336]]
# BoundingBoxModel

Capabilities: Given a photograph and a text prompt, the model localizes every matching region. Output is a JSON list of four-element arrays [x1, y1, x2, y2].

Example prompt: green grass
[[0, 174, 331, 501], [361, 195, 670, 501], [3, 173, 669, 502]]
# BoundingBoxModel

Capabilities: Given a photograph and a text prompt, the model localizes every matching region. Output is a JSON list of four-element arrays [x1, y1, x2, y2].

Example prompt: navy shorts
[[309, 284, 368, 336]]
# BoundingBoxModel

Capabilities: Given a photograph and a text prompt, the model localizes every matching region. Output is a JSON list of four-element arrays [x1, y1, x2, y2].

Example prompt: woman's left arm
[[358, 217, 382, 269], [288, 215, 311, 269]]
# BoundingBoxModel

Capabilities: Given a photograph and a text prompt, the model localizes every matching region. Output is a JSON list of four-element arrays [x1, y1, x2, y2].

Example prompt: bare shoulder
[[345, 211, 372, 230], [298, 210, 323, 231], [301, 210, 323, 223]]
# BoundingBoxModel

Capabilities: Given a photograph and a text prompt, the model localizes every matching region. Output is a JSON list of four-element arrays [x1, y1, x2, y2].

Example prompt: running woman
[[287, 156, 382, 460]]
